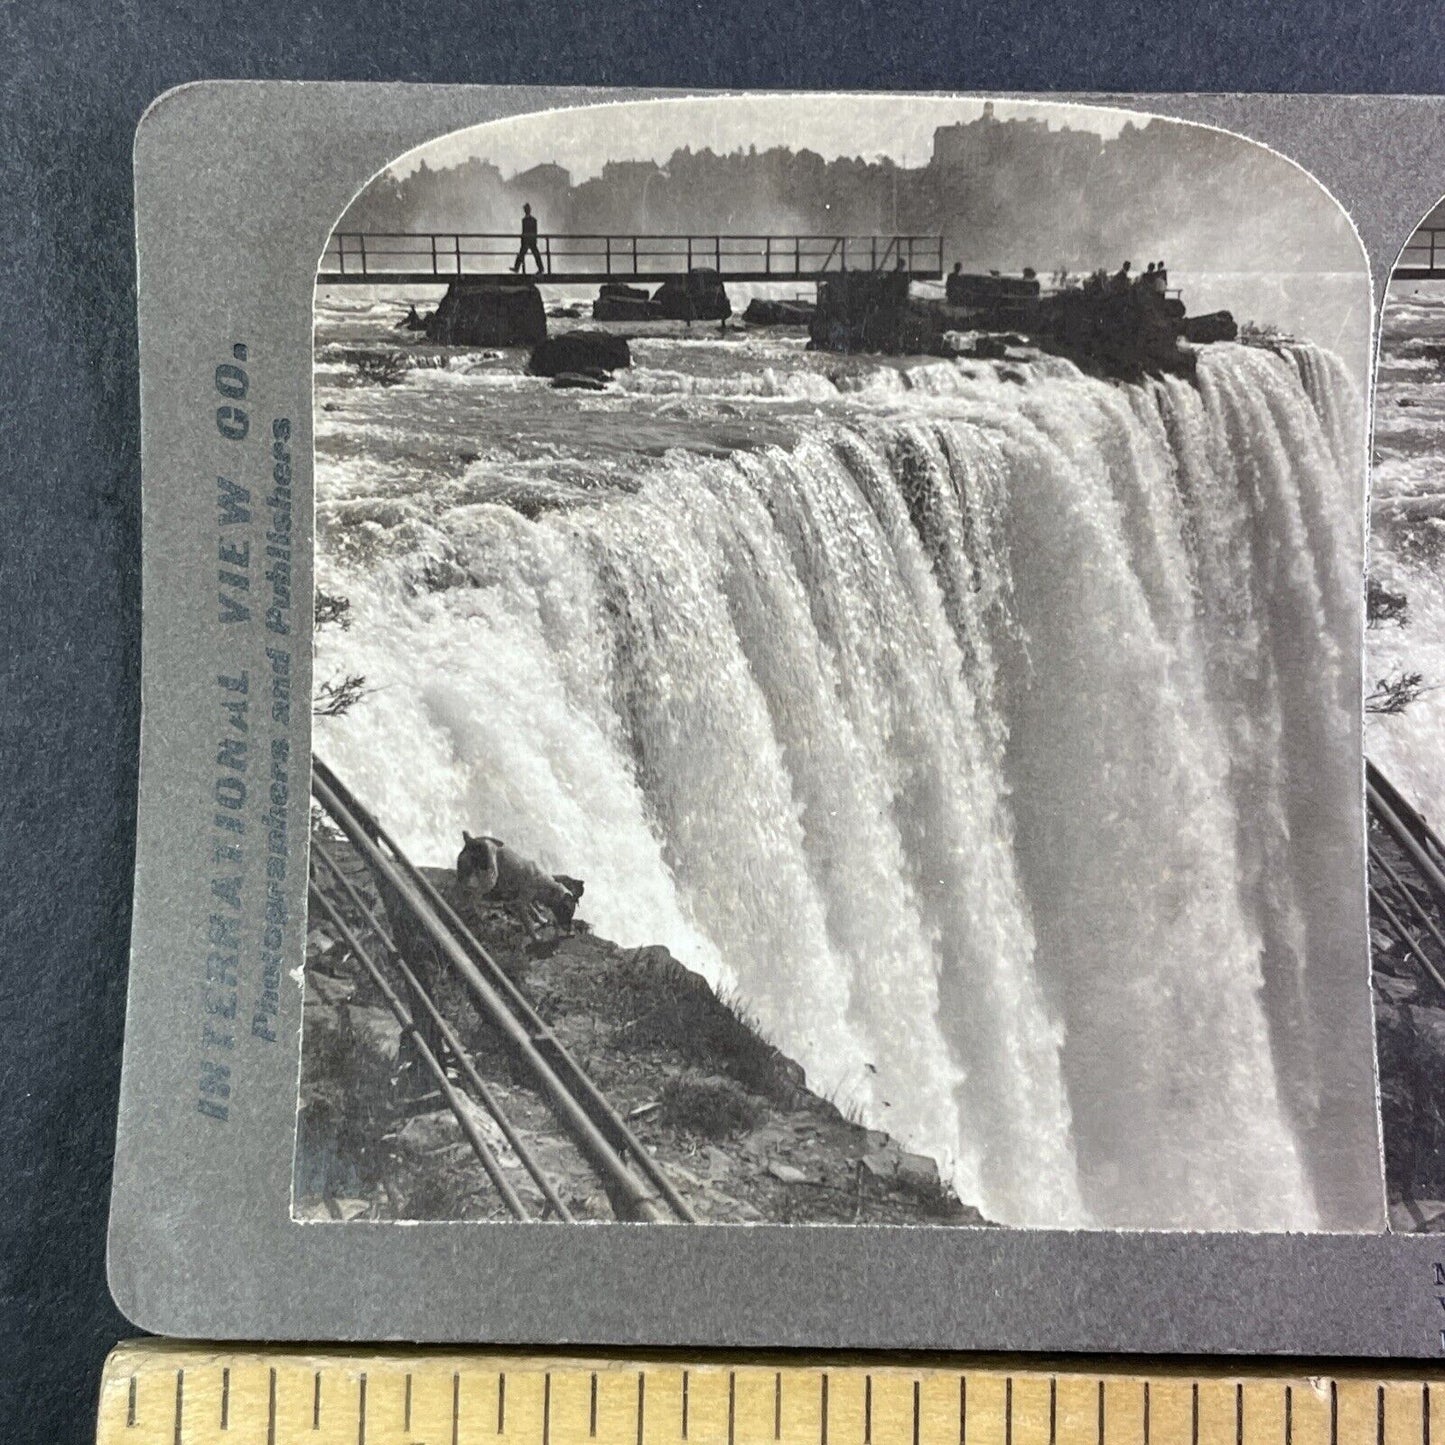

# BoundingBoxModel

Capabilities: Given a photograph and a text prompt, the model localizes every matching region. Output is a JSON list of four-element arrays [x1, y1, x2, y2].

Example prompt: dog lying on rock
[[456, 831, 584, 931]]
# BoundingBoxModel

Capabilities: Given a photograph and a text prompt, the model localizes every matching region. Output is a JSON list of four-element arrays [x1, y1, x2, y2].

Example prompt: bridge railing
[[1398, 227, 1445, 274], [319, 232, 944, 281]]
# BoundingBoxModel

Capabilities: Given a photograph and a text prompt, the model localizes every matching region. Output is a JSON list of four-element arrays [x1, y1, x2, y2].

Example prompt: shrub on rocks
[[353, 352, 411, 387]]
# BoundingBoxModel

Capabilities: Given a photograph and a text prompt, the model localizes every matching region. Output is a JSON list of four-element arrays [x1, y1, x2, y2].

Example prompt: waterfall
[[315, 342, 1381, 1231]]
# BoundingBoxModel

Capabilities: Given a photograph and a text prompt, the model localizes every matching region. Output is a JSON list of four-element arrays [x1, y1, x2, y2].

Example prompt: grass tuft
[[660, 1072, 763, 1139], [610, 949, 806, 1103]]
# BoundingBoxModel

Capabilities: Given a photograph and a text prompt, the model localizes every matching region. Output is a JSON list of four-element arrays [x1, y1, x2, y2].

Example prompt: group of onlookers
[[1085, 259, 1170, 297], [944, 258, 1171, 304]]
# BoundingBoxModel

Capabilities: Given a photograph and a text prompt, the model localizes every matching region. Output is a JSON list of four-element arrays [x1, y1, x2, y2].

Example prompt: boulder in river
[[972, 335, 1012, 360], [809, 269, 929, 354], [593, 296, 662, 321], [425, 279, 546, 347], [600, 282, 651, 302], [1182, 310, 1238, 344], [743, 298, 816, 326], [653, 268, 732, 322], [529, 332, 632, 377], [594, 282, 659, 321], [945, 271, 1041, 311]]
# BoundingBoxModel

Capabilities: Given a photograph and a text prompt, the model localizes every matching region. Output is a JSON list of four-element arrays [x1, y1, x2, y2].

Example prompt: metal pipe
[[309, 837, 575, 1221], [1368, 881, 1445, 1001], [1368, 775, 1445, 909], [311, 768, 673, 1223], [315, 760, 552, 1024], [313, 757, 699, 1223], [307, 883, 532, 1220], [1368, 840, 1445, 977], [314, 760, 695, 1221], [1368, 760, 1445, 870]]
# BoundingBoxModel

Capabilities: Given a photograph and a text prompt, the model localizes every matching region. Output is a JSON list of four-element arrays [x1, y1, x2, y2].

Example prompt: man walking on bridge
[[511, 203, 545, 276]]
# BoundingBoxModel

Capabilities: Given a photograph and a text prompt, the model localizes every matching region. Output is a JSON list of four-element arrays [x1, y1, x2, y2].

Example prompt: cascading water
[[315, 335, 1383, 1231]]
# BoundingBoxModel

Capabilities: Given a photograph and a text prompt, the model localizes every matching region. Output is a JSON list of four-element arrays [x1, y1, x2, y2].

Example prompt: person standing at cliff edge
[[511, 203, 545, 275]]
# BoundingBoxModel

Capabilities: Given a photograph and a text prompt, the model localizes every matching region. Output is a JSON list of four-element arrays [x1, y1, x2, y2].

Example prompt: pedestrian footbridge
[[317, 232, 945, 286]]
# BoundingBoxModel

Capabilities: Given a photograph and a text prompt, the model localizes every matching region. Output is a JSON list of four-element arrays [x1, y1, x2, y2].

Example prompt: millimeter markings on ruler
[[97, 1342, 1445, 1445]]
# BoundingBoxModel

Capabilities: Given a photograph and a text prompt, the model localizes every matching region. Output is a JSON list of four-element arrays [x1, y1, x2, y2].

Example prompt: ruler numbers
[[99, 1350, 1445, 1445]]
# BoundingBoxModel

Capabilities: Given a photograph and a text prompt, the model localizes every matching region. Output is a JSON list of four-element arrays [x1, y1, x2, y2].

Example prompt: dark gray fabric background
[[6, 3, 1445, 1441]]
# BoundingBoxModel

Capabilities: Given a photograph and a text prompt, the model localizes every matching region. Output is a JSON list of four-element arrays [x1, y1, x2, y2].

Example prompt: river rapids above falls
[[311, 306, 1382, 1232]]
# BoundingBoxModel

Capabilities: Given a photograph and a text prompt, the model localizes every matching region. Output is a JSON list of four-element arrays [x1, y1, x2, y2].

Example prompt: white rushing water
[[315, 325, 1379, 1231], [1368, 281, 1445, 828]]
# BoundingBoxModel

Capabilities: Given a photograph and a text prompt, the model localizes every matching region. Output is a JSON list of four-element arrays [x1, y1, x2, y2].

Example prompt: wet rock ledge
[[296, 843, 993, 1227]]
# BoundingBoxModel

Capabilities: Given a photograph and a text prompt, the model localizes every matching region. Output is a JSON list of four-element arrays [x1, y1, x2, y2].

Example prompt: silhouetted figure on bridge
[[1107, 260, 1133, 296], [511, 203, 545, 275]]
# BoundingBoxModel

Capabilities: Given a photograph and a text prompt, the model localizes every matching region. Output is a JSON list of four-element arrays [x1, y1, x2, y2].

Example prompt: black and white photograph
[[293, 94, 1382, 1233], [1365, 207, 1445, 1232]]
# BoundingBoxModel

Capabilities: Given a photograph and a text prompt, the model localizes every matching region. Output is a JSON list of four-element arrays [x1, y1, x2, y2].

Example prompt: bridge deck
[[1396, 226, 1445, 281], [317, 268, 944, 286], [316, 231, 946, 286]]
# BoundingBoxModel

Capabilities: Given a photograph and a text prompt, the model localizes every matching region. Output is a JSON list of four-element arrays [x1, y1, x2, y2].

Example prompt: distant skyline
[[386, 93, 1138, 185]]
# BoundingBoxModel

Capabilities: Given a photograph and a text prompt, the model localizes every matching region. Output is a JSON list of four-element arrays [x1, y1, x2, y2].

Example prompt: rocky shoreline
[[296, 833, 993, 1227]]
